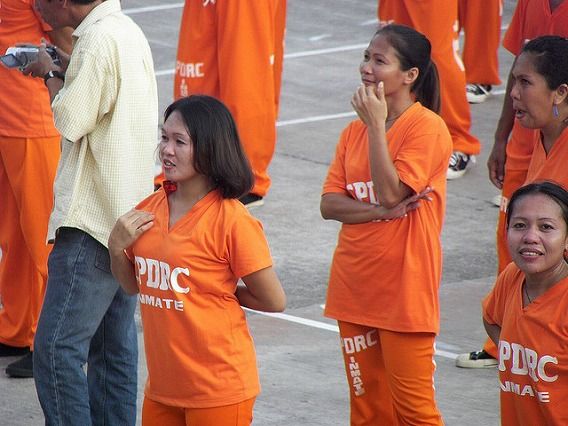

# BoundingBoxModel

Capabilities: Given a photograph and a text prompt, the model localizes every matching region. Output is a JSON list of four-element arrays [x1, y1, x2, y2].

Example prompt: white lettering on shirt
[[134, 256, 190, 294], [498, 340, 558, 383]]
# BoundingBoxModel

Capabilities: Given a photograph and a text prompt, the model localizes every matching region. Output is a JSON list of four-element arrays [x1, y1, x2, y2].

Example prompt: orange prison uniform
[[323, 102, 452, 425], [483, 263, 568, 426], [0, 0, 60, 349], [458, 0, 501, 86], [488, 129, 568, 359], [379, 0, 480, 155], [127, 189, 272, 414], [174, 0, 286, 197], [142, 397, 255, 426], [495, 0, 568, 271]]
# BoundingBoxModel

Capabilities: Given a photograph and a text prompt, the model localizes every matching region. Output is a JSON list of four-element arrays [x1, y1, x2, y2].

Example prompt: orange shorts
[[142, 396, 255, 426], [338, 321, 444, 425]]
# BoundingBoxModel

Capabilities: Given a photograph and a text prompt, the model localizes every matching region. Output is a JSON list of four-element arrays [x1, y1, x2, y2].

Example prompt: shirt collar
[[73, 0, 122, 38]]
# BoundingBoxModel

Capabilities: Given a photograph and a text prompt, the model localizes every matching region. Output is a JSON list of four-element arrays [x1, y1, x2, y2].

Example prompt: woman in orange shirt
[[483, 181, 568, 425], [108, 95, 286, 426], [321, 24, 452, 425]]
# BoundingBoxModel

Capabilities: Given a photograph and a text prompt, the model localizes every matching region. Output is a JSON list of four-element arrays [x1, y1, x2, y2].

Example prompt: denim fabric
[[34, 227, 138, 426]]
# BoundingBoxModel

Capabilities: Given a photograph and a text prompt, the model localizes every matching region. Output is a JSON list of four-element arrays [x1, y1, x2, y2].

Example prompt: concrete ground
[[0, 1, 519, 424]]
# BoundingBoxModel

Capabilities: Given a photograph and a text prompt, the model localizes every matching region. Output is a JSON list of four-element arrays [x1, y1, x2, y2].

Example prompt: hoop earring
[[553, 104, 559, 117]]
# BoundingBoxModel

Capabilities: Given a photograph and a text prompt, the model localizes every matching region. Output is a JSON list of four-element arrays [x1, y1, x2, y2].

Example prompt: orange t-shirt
[[0, 0, 58, 137], [502, 0, 568, 171], [322, 102, 452, 333], [127, 189, 273, 408], [483, 263, 568, 426], [525, 128, 568, 187]]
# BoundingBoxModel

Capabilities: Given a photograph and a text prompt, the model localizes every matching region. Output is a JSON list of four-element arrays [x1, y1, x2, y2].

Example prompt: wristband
[[43, 70, 65, 85]]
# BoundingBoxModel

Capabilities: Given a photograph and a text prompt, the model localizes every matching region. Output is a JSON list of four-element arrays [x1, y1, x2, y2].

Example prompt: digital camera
[[0, 46, 60, 69]]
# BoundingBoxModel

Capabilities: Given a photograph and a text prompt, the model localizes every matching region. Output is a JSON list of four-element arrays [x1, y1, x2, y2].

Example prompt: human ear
[[405, 67, 419, 86], [554, 83, 568, 105]]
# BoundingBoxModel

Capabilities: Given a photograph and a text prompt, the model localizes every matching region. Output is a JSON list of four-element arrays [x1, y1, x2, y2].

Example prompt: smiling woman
[[483, 181, 568, 426]]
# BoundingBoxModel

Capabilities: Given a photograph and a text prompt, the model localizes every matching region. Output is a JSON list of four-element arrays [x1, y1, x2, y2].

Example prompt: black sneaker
[[466, 83, 492, 104], [447, 151, 474, 180], [455, 349, 498, 368], [5, 352, 33, 378], [239, 193, 264, 208], [0, 342, 29, 357]]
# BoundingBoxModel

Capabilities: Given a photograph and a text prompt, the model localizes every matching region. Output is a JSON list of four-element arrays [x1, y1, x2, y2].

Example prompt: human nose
[[360, 61, 371, 74], [521, 225, 539, 243], [510, 81, 520, 101], [160, 139, 174, 155]]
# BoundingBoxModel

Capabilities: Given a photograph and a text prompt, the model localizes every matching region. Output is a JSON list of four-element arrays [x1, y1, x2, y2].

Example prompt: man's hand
[[21, 41, 61, 78]]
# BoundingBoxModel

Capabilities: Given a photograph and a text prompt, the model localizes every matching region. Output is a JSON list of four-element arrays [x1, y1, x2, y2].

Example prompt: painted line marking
[[154, 44, 368, 77], [123, 3, 183, 14], [245, 308, 459, 360], [277, 112, 356, 127], [275, 87, 506, 128]]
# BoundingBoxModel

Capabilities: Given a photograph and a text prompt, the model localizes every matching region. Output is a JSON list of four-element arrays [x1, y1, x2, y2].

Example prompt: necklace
[[385, 102, 414, 124], [524, 282, 532, 304]]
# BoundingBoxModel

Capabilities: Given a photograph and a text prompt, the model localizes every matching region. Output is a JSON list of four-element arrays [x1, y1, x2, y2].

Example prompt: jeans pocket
[[94, 243, 111, 273]]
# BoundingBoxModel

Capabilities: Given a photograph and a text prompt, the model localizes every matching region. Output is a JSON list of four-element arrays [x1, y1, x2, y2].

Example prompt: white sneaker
[[466, 84, 492, 104], [455, 350, 498, 368], [447, 151, 475, 180], [491, 194, 502, 207]]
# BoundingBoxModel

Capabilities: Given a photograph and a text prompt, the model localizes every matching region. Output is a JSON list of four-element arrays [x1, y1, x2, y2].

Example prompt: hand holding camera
[[0, 45, 60, 69]]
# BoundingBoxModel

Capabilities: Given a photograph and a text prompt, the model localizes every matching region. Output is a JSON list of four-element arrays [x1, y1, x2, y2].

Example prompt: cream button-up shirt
[[48, 0, 158, 247]]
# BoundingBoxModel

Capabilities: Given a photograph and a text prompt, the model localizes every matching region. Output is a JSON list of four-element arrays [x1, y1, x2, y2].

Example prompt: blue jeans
[[34, 227, 138, 426]]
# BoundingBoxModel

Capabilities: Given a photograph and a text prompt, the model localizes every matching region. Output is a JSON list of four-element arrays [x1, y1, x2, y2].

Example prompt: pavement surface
[[0, 1, 520, 424]]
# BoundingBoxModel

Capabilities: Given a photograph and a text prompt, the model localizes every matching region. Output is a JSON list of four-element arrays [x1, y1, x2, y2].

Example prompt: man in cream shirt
[[25, 0, 158, 423]]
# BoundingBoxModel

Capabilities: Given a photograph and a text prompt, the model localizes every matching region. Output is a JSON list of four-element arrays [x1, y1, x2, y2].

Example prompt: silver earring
[[553, 104, 559, 117]]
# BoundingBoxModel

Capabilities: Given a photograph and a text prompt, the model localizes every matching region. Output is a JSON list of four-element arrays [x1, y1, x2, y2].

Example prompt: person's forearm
[[235, 284, 285, 312], [367, 126, 410, 208], [321, 193, 382, 223], [109, 249, 139, 295], [45, 76, 64, 103], [483, 319, 501, 347], [494, 67, 516, 144]]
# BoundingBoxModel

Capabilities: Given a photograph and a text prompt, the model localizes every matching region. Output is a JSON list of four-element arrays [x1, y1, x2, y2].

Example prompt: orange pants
[[338, 321, 444, 426], [174, 0, 286, 197], [458, 0, 502, 85], [0, 136, 59, 349], [379, 0, 480, 155], [142, 396, 255, 426]]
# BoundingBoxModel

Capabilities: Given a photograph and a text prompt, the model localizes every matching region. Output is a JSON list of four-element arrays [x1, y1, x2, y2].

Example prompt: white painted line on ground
[[248, 310, 340, 332], [277, 111, 356, 127], [246, 308, 459, 360], [123, 3, 183, 14], [309, 34, 332, 42], [154, 43, 368, 77]]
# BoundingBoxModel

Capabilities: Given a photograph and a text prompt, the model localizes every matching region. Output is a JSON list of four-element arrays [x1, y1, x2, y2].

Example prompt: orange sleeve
[[502, 0, 526, 55], [482, 264, 518, 326], [227, 212, 273, 279], [322, 124, 352, 196], [393, 117, 448, 194]]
